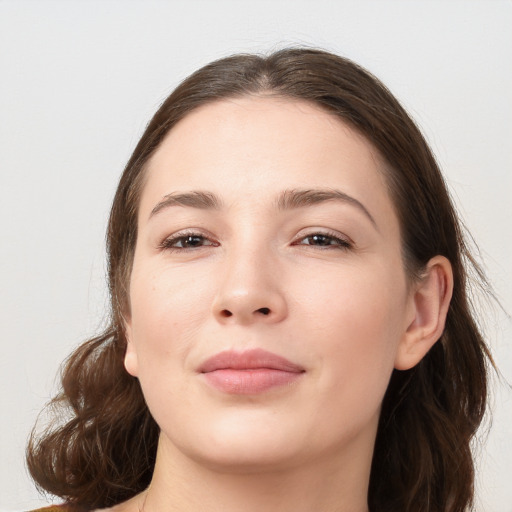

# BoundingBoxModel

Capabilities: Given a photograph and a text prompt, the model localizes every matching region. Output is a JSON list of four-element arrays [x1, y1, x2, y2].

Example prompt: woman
[[27, 48, 492, 512]]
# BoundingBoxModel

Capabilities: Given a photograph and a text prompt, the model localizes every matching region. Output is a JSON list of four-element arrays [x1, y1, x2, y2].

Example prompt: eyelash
[[292, 231, 353, 250], [158, 230, 353, 252], [158, 231, 219, 252]]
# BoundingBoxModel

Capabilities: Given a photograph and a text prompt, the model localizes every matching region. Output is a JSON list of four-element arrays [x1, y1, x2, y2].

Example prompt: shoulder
[[27, 506, 78, 512], [26, 498, 136, 512]]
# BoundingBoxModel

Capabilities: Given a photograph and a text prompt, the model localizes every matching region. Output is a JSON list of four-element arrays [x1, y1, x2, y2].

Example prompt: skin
[[114, 97, 452, 512]]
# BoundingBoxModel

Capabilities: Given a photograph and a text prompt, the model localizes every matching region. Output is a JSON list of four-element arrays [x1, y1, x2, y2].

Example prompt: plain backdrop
[[1, 1, 511, 510]]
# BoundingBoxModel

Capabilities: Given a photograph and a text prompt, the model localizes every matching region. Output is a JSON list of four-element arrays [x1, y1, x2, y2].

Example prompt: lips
[[199, 348, 305, 394]]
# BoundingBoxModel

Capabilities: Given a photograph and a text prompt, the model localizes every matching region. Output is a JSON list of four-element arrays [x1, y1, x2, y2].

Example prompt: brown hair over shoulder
[[27, 48, 493, 512]]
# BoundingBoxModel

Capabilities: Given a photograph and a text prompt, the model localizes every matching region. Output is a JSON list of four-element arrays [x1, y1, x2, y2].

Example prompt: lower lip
[[202, 368, 303, 394]]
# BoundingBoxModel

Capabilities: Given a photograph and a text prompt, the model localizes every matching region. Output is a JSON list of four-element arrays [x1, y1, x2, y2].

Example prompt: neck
[[139, 433, 372, 512]]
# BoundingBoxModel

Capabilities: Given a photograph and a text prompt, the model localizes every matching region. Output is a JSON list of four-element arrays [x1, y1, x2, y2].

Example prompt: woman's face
[[125, 97, 416, 472]]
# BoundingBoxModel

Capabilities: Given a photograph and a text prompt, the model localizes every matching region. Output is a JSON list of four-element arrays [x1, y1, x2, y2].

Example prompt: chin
[[161, 413, 310, 473], [186, 442, 304, 475]]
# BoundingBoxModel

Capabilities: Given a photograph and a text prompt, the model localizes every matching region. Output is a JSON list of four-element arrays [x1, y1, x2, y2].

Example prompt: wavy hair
[[27, 48, 493, 512]]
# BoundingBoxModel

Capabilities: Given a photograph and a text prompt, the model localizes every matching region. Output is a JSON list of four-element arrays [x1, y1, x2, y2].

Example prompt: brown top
[[28, 507, 70, 512]]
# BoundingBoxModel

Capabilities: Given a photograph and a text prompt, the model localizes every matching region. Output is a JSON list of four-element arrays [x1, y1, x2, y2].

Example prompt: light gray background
[[1, 1, 511, 510]]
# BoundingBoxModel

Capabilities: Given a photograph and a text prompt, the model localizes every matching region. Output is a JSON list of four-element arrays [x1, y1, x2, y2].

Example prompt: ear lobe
[[123, 321, 139, 377], [394, 255, 453, 371]]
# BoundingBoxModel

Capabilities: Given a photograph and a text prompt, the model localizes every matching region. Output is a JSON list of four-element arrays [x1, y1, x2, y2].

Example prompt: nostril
[[220, 310, 233, 317], [257, 307, 270, 315]]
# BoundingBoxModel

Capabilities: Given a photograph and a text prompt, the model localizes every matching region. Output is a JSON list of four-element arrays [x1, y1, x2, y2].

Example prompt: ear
[[123, 317, 139, 377], [394, 255, 453, 370]]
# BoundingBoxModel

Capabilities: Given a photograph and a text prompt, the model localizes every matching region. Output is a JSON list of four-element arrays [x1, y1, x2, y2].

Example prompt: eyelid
[[291, 228, 354, 249], [158, 228, 219, 251]]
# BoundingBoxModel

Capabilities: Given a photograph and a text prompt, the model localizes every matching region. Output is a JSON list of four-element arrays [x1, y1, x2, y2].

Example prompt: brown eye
[[176, 235, 207, 248], [303, 234, 335, 246], [160, 233, 218, 251], [297, 233, 352, 249]]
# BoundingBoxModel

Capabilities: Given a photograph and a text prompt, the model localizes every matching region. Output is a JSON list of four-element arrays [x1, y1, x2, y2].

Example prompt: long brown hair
[[27, 48, 493, 512]]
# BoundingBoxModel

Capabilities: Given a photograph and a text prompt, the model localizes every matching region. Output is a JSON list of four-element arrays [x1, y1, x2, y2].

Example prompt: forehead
[[140, 96, 395, 221]]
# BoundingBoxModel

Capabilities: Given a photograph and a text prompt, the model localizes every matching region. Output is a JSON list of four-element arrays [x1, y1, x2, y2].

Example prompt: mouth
[[198, 348, 305, 394]]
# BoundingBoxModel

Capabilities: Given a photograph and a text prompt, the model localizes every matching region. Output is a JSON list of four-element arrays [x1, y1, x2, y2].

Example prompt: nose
[[211, 247, 288, 325]]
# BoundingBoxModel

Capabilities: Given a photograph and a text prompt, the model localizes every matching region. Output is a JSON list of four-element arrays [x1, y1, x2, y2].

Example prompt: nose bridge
[[212, 231, 287, 324]]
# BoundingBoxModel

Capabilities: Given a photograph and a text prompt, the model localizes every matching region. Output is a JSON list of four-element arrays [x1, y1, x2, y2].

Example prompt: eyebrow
[[276, 188, 377, 229], [149, 187, 377, 229], [150, 191, 222, 218]]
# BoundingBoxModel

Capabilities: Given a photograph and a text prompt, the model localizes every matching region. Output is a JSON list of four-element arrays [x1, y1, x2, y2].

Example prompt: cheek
[[296, 262, 406, 400], [295, 274, 403, 446], [127, 264, 216, 379], [126, 265, 215, 428], [298, 260, 404, 342]]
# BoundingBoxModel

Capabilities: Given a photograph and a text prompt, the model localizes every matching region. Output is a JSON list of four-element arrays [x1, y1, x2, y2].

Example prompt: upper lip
[[199, 348, 305, 373]]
